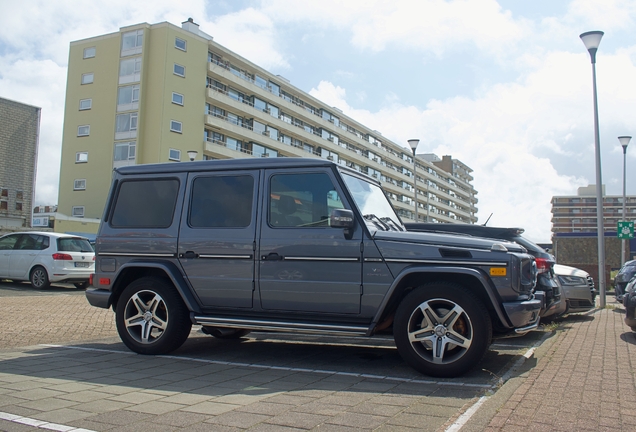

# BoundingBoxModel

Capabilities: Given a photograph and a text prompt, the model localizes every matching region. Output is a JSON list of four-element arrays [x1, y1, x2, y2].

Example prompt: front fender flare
[[367, 265, 511, 335]]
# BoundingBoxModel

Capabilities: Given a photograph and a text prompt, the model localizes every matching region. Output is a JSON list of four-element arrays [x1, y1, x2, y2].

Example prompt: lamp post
[[187, 150, 198, 161], [408, 139, 420, 222], [619, 136, 631, 266], [580, 30, 606, 306]]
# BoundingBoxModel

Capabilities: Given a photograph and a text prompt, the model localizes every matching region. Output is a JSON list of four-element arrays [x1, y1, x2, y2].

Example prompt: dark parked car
[[615, 260, 636, 302], [86, 158, 542, 377], [404, 223, 563, 319], [622, 275, 636, 330]]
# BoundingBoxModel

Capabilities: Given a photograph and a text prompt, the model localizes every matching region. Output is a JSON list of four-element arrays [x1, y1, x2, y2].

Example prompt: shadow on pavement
[[620, 332, 636, 345]]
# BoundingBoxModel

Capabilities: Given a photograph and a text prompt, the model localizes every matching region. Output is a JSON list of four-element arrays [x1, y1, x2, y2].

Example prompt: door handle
[[180, 251, 198, 259], [262, 253, 283, 261]]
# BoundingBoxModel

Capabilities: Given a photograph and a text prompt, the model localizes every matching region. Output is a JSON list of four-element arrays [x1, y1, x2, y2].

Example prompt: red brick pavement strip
[[0, 294, 116, 349], [484, 302, 636, 432]]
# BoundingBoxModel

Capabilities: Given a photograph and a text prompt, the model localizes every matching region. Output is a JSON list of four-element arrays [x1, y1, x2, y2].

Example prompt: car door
[[0, 234, 21, 277], [178, 170, 259, 308], [9, 234, 42, 279], [258, 169, 363, 314]]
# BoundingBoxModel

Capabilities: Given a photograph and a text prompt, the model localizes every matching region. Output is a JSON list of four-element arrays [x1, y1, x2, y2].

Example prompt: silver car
[[553, 264, 596, 313], [0, 232, 95, 289]]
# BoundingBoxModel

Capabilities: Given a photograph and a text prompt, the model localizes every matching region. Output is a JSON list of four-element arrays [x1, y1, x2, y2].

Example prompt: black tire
[[30, 266, 50, 289], [394, 282, 492, 378], [74, 282, 90, 290], [201, 327, 251, 339], [115, 277, 192, 355]]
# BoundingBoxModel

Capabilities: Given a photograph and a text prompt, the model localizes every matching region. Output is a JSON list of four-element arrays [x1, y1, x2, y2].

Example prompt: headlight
[[557, 275, 586, 286]]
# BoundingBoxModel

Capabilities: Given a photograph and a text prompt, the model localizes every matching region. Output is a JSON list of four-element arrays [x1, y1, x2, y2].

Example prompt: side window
[[269, 173, 344, 228], [15, 234, 39, 250], [0, 235, 20, 250], [111, 179, 179, 228], [189, 175, 254, 228], [35, 235, 50, 250]]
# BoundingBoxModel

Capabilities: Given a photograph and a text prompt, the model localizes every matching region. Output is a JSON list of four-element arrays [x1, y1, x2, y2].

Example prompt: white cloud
[[204, 8, 289, 70], [261, 0, 529, 57]]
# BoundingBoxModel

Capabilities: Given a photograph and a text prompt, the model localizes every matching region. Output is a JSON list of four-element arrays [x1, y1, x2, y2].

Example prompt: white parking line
[[40, 344, 492, 389], [443, 331, 551, 431], [0, 411, 95, 432]]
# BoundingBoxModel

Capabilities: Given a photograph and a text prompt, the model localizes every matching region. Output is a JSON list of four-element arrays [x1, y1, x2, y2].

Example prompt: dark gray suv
[[86, 158, 541, 377]]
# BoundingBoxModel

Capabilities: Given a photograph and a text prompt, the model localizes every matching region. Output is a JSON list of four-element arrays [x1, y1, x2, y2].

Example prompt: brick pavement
[[483, 299, 636, 432], [0, 293, 116, 349], [3, 290, 636, 431]]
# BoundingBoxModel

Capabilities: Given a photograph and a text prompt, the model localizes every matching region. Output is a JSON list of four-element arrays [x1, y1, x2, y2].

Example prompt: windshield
[[341, 173, 404, 231]]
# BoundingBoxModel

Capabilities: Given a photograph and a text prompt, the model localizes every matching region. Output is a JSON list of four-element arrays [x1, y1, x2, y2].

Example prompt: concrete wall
[[0, 97, 40, 229]]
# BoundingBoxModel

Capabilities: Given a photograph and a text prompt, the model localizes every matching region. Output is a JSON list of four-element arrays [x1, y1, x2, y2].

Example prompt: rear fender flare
[[111, 260, 201, 314]]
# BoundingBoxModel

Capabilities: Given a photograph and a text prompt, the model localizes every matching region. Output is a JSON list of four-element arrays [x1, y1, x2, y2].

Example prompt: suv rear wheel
[[394, 282, 492, 377], [115, 277, 192, 355]]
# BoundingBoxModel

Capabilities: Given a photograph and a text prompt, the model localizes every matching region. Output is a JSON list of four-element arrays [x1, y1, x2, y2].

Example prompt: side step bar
[[193, 316, 369, 336]]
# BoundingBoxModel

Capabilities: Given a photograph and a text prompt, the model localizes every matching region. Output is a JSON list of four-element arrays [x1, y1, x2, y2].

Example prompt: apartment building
[[58, 19, 478, 231], [552, 185, 636, 234], [0, 97, 41, 231]]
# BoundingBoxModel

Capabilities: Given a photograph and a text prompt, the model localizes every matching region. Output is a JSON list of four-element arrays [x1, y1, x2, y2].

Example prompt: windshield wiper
[[363, 214, 390, 231], [380, 216, 404, 231]]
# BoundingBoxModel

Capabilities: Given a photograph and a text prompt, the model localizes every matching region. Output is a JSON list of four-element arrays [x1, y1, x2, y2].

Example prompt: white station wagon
[[0, 232, 94, 289]]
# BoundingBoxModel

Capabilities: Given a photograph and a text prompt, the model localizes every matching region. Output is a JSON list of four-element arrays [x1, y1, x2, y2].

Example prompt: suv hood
[[553, 264, 589, 278], [373, 230, 526, 253]]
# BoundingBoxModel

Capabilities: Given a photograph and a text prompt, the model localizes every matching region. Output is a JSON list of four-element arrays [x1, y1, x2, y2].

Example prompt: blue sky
[[1, 0, 635, 242]]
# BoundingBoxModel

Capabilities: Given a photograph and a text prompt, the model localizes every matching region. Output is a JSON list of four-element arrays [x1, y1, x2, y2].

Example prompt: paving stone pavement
[[2, 287, 636, 431], [479, 297, 636, 432]]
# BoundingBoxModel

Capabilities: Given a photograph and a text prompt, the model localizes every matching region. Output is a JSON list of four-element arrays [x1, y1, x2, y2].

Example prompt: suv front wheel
[[394, 282, 492, 377], [115, 277, 192, 355]]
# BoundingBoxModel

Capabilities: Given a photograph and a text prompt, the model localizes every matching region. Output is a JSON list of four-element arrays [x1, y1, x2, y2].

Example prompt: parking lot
[[0, 283, 636, 431], [0, 281, 566, 432]]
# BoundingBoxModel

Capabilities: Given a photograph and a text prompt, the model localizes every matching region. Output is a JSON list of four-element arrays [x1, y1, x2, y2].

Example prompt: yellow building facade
[[58, 19, 478, 233]]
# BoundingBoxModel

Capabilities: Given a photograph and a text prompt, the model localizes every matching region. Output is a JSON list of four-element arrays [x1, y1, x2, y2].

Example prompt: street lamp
[[187, 150, 198, 161], [619, 136, 631, 266], [580, 30, 606, 306], [408, 139, 420, 222]]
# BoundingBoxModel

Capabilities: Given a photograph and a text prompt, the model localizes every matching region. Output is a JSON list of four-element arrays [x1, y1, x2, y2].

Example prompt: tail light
[[52, 253, 73, 260], [535, 257, 552, 274], [89, 274, 94, 286]]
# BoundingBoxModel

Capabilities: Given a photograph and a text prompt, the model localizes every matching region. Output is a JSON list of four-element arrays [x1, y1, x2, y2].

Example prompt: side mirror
[[330, 209, 355, 229]]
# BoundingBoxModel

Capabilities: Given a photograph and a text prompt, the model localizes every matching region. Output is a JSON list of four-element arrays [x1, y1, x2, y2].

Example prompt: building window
[[169, 149, 181, 161], [0, 201, 7, 210], [173, 63, 185, 77], [172, 92, 184, 105], [175, 37, 186, 51], [119, 57, 142, 84], [117, 84, 140, 111], [16, 191, 23, 201], [170, 120, 182, 133], [77, 125, 90, 136], [79, 99, 92, 110], [74, 179, 86, 190], [0, 188, 7, 198], [115, 112, 138, 139], [121, 29, 143, 55], [76, 152, 88, 163], [114, 141, 136, 164], [81, 73, 94, 85], [72, 206, 85, 218], [15, 202, 22, 211], [83, 47, 96, 59]]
